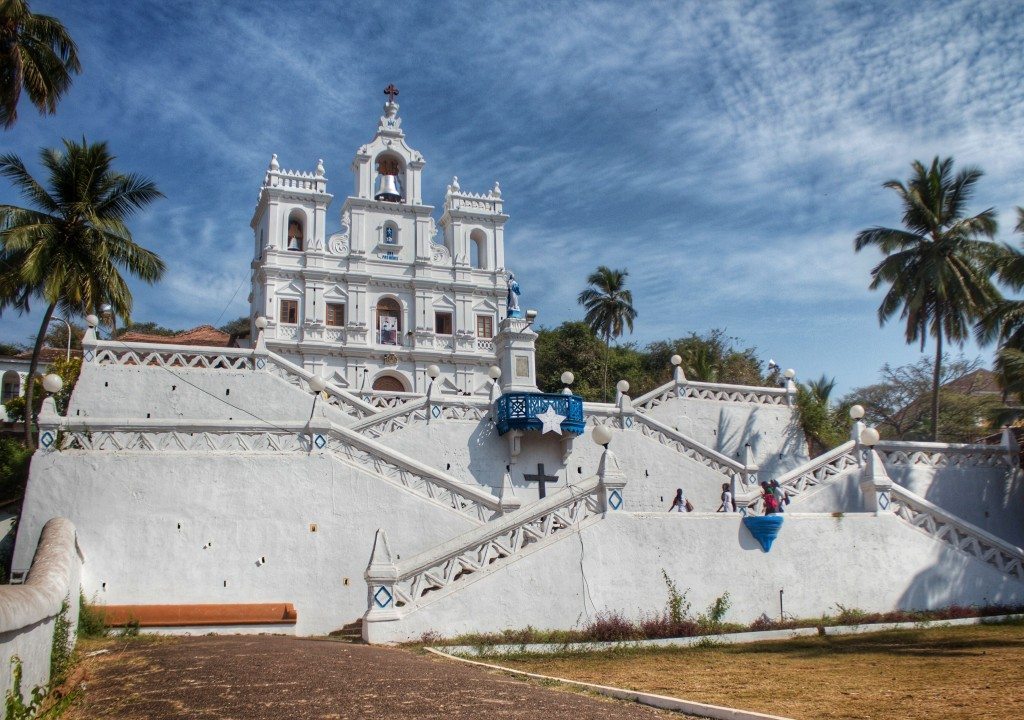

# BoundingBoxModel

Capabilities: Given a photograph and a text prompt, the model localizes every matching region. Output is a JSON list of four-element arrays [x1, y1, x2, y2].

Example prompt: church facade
[[249, 88, 513, 395]]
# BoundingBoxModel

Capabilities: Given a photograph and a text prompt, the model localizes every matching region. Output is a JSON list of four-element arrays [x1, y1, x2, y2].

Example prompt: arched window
[[1, 371, 21, 403], [286, 210, 304, 251], [383, 221, 399, 245], [469, 228, 486, 269], [376, 297, 401, 345], [374, 153, 405, 203]]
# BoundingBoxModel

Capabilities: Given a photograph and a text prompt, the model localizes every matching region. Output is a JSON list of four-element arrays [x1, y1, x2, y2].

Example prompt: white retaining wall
[[68, 363, 353, 426], [0, 518, 82, 699], [13, 453, 477, 635], [643, 396, 809, 479], [371, 511, 1024, 642], [378, 420, 740, 512]]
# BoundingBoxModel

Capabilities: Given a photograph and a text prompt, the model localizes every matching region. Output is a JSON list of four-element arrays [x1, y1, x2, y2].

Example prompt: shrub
[[585, 611, 641, 642], [698, 592, 732, 631], [0, 437, 31, 502], [77, 593, 107, 639], [661, 570, 691, 625], [48, 600, 73, 686]]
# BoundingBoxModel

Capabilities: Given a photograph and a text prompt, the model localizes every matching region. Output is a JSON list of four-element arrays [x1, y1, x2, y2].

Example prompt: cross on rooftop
[[384, 84, 399, 103], [523, 463, 559, 500]]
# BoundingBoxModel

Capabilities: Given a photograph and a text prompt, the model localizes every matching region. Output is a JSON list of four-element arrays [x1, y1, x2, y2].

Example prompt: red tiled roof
[[13, 347, 81, 362], [942, 369, 1001, 396], [118, 325, 233, 347]]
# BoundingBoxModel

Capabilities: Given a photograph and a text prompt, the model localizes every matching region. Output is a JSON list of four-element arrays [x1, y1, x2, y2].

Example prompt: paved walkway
[[69, 635, 692, 719]]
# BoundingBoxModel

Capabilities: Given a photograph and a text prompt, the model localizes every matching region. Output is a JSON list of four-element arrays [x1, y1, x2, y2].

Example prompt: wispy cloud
[[1, 0, 1022, 393]]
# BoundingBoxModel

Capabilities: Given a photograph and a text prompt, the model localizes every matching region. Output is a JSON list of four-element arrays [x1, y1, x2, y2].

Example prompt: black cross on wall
[[523, 463, 559, 500]]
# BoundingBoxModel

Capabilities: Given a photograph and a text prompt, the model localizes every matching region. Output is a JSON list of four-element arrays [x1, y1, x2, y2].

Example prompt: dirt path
[[67, 635, 693, 719]]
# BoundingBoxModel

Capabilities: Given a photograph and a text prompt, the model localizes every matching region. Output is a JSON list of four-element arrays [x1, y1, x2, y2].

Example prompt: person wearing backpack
[[761, 481, 779, 514]]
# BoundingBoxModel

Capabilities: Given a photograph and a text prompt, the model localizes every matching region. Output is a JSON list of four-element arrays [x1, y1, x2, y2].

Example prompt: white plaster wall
[[0, 519, 81, 700], [645, 396, 809, 479], [13, 452, 477, 635], [67, 363, 352, 426], [375, 511, 1024, 642], [885, 465, 1024, 548], [378, 421, 743, 512]]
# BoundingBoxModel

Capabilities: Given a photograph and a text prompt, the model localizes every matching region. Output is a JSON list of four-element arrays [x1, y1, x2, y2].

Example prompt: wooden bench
[[100, 603, 297, 628]]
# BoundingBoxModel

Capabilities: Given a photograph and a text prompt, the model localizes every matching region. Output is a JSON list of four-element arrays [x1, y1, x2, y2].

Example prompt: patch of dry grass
[[501, 622, 1024, 720]]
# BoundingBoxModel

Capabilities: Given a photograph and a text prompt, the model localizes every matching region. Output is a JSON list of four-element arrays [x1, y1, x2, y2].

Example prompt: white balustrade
[[776, 440, 860, 497], [632, 379, 792, 413], [891, 485, 1024, 581], [387, 478, 603, 612], [87, 340, 254, 370]]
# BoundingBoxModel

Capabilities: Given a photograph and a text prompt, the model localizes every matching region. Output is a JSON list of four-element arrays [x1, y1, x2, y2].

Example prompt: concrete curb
[[442, 626, 819, 657], [438, 612, 1024, 657], [820, 613, 1024, 636], [425, 646, 794, 720]]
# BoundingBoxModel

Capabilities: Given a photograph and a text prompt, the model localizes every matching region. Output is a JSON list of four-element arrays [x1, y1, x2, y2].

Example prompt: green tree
[[645, 330, 765, 386], [842, 355, 996, 442], [0, 138, 165, 445], [219, 315, 251, 341], [577, 266, 638, 401], [805, 374, 836, 404], [113, 320, 179, 338], [0, 0, 81, 128], [855, 157, 1000, 441]]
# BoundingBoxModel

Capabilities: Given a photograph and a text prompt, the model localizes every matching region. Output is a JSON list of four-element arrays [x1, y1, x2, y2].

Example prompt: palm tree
[[977, 207, 1024, 405], [0, 138, 165, 444], [854, 157, 1000, 441], [577, 266, 637, 401], [0, 0, 81, 128], [805, 374, 836, 405]]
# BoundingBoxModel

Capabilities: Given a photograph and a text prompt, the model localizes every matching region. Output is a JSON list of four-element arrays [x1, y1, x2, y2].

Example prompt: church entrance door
[[372, 375, 406, 392]]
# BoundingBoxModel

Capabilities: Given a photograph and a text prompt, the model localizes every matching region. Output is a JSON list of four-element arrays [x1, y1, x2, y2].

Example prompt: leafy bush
[[77, 593, 107, 639], [0, 438, 32, 502], [49, 600, 73, 685], [584, 611, 640, 642], [698, 592, 732, 631], [661, 570, 690, 625]]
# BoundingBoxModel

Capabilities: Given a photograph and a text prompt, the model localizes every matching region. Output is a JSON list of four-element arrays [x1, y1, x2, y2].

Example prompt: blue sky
[[3, 1, 1024, 395]]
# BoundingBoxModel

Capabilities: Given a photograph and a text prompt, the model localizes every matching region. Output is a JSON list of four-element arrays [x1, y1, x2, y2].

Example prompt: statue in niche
[[287, 220, 303, 251], [384, 226, 396, 244], [507, 273, 523, 318]]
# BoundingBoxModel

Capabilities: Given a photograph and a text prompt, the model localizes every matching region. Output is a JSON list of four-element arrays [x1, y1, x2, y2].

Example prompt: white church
[[3, 88, 1023, 690], [250, 84, 513, 396]]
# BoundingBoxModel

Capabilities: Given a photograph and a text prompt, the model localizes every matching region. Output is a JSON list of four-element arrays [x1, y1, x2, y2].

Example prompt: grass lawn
[[499, 621, 1024, 720]]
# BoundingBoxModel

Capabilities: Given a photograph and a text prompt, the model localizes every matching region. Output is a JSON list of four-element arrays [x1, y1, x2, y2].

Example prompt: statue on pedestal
[[507, 273, 523, 319]]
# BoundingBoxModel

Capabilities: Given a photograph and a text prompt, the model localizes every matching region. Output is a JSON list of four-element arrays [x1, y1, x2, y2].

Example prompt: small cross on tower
[[523, 463, 559, 500], [384, 84, 400, 103]]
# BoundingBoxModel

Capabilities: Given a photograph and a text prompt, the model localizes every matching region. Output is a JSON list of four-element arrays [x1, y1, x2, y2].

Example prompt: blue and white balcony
[[494, 392, 585, 436]]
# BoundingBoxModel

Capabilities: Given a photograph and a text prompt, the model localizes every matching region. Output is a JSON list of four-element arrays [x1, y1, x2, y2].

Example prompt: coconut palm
[[577, 266, 637, 401], [0, 138, 165, 444], [805, 374, 836, 405], [0, 0, 81, 128], [854, 157, 1000, 441]]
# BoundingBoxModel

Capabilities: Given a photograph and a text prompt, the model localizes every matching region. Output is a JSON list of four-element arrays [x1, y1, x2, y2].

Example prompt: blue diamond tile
[[256, 358, 266, 369], [625, 416, 634, 428], [609, 489, 622, 510], [40, 431, 54, 449], [373, 586, 393, 608], [431, 405, 442, 418], [84, 350, 94, 363], [314, 434, 327, 450], [879, 492, 890, 510]]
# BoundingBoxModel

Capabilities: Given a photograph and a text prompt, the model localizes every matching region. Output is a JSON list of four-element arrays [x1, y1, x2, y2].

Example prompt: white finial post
[[269, 154, 279, 171], [491, 181, 502, 198], [860, 446, 893, 515], [363, 528, 401, 639], [498, 465, 521, 513], [315, 159, 325, 177]]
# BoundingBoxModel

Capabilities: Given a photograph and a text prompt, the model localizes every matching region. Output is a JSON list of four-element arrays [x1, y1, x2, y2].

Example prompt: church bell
[[374, 173, 403, 203]]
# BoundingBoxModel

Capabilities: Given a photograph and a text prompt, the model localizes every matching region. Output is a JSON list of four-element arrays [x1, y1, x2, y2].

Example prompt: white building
[[249, 87, 512, 395]]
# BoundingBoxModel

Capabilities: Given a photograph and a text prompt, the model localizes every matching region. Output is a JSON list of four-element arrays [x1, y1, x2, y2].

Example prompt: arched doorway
[[372, 375, 406, 392]]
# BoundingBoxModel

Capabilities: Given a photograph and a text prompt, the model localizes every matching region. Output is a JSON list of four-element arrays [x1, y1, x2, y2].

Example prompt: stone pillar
[[598, 447, 626, 512], [735, 443, 759, 515], [494, 318, 538, 393], [363, 528, 401, 642], [1002, 427, 1020, 470], [860, 449, 894, 515], [617, 391, 634, 430], [497, 466, 521, 514], [36, 395, 60, 452]]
